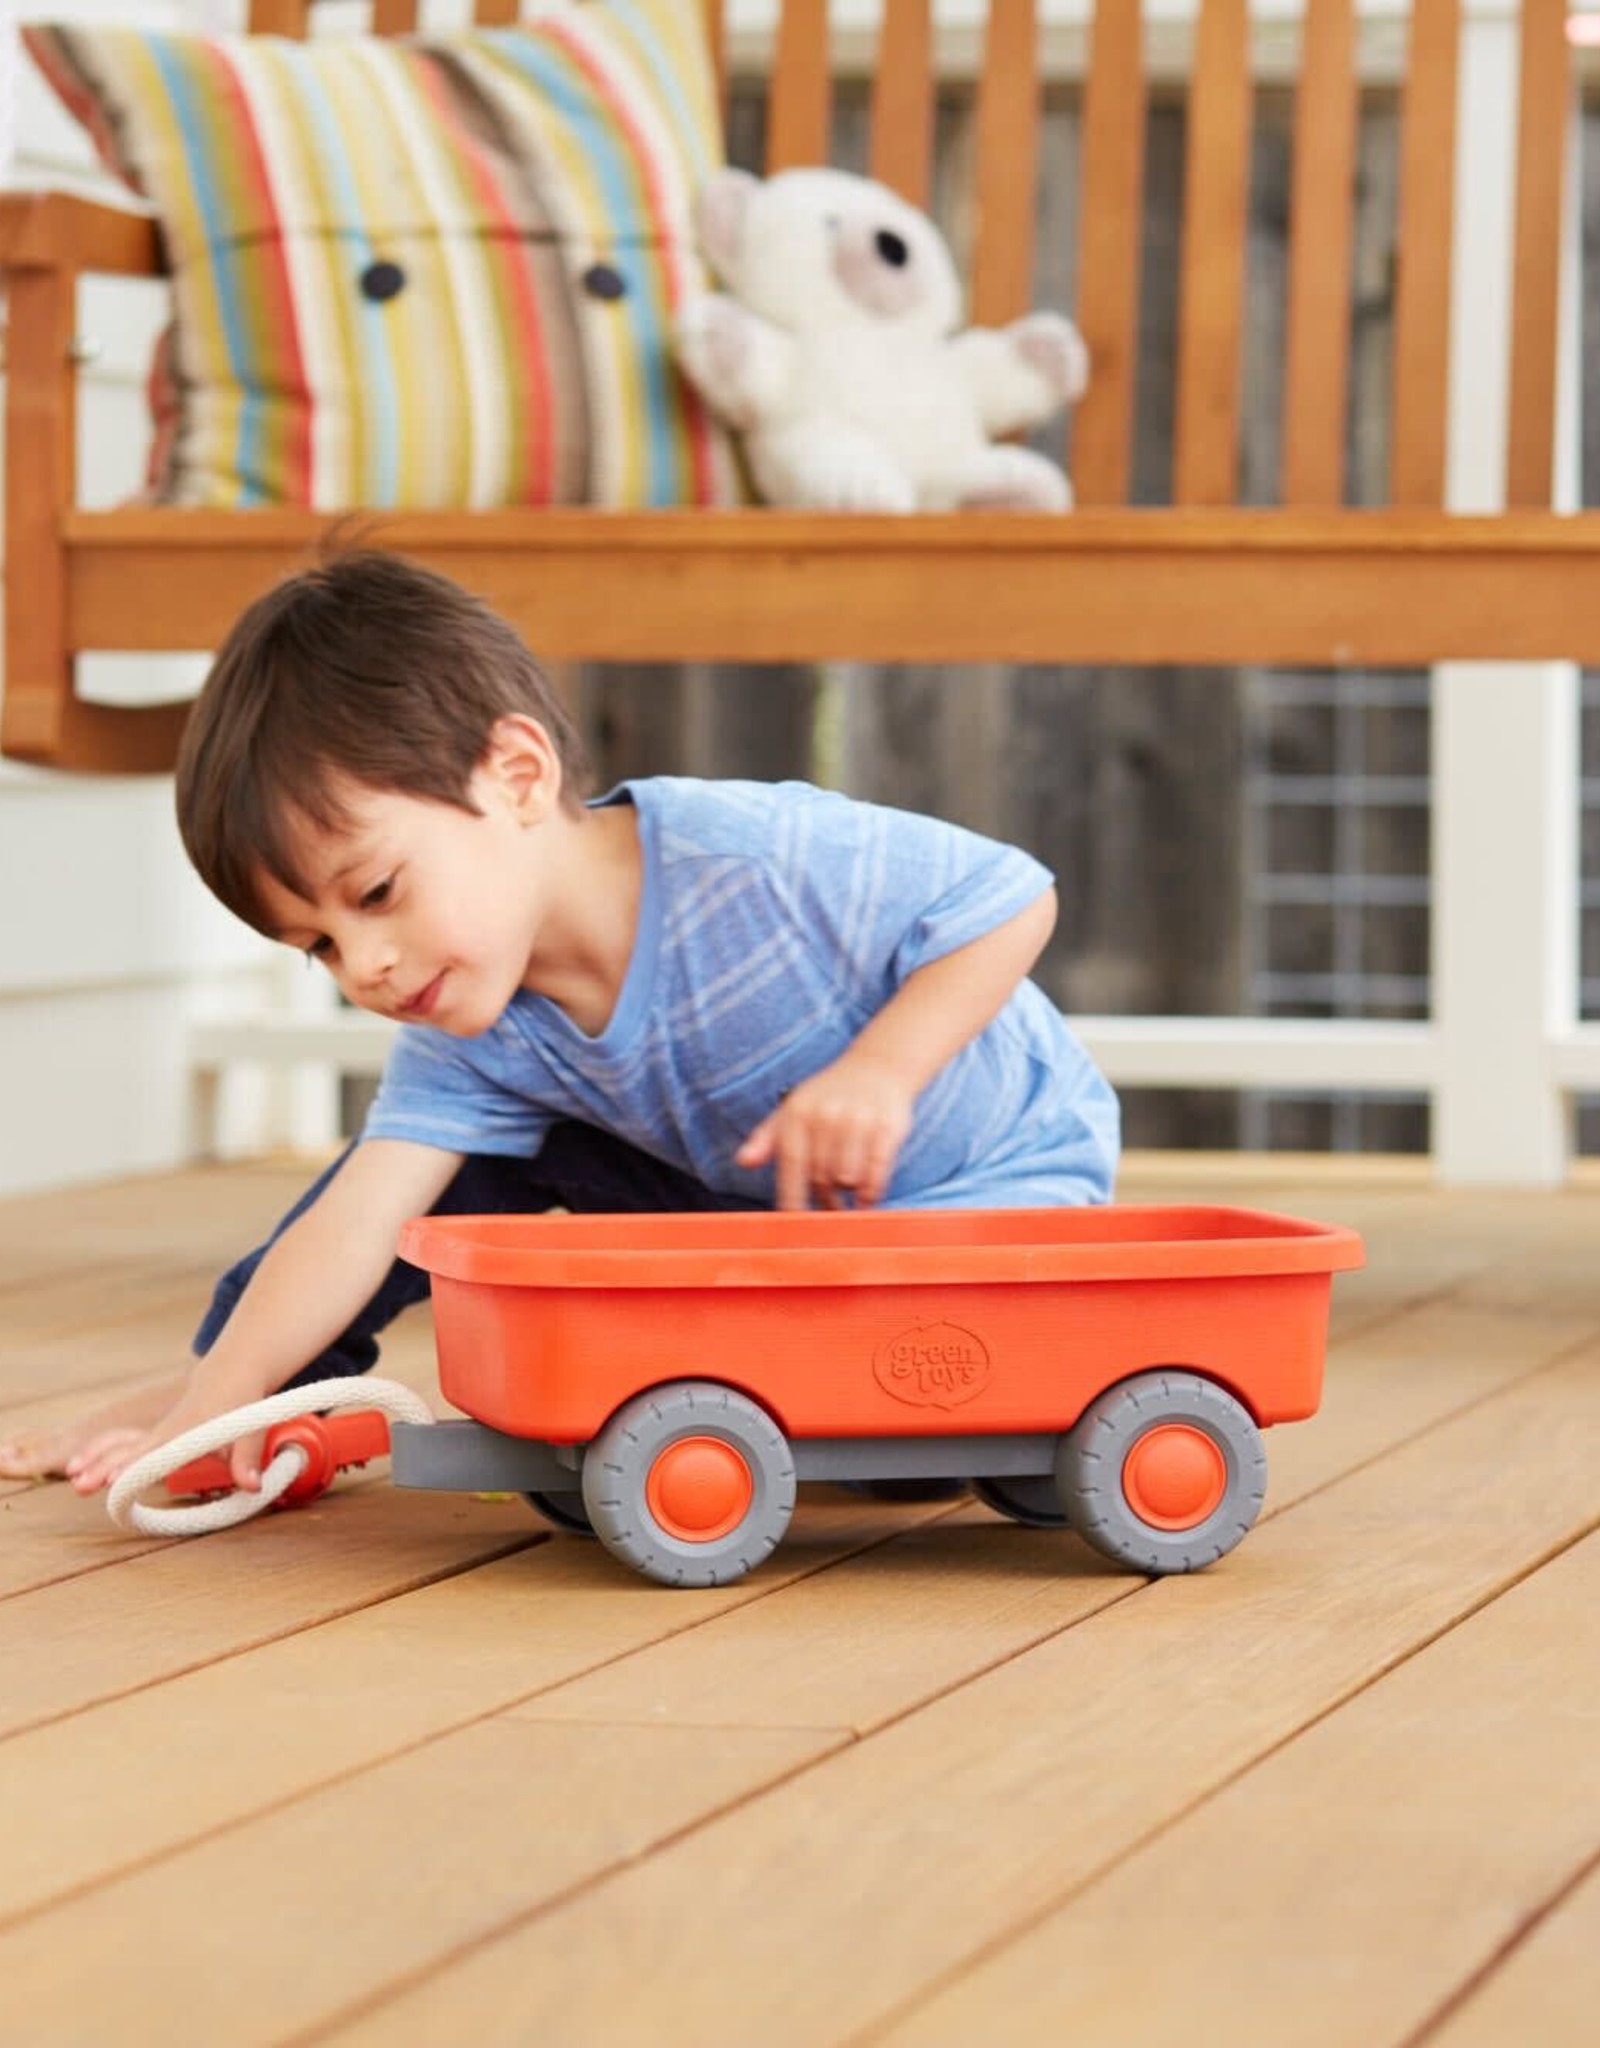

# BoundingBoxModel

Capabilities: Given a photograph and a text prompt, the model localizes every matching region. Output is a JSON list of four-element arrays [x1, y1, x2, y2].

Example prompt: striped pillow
[[22, 10, 734, 510], [437, 11, 731, 511]]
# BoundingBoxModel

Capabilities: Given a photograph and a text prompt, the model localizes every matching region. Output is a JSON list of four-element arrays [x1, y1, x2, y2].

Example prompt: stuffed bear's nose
[[874, 229, 910, 268]]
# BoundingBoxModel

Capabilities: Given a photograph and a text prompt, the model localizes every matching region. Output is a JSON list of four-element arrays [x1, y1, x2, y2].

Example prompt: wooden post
[[1431, 5, 1579, 1186]]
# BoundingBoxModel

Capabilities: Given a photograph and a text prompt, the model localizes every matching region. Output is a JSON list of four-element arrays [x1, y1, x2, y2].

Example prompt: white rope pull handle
[[107, 1378, 435, 1538]]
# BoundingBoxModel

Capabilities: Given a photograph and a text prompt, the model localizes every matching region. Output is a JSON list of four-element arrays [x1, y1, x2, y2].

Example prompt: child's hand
[[68, 1413, 268, 1498], [736, 1051, 914, 1209]]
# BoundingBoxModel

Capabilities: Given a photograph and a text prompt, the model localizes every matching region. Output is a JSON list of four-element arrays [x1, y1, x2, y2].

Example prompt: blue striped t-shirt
[[364, 777, 1119, 1207]]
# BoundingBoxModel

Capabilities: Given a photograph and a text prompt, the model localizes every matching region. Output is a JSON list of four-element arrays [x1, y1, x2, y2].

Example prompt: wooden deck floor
[[3, 1153, 1599, 2046]]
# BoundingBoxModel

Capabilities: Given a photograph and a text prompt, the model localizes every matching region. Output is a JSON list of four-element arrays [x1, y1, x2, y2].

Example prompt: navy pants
[[193, 1123, 763, 1389]]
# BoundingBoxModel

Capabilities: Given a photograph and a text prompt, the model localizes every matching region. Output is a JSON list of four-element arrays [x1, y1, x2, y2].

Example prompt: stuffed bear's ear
[[695, 168, 760, 279]]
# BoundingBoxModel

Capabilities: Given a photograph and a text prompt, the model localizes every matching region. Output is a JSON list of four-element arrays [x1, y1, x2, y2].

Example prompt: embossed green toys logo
[[873, 1321, 992, 1409]]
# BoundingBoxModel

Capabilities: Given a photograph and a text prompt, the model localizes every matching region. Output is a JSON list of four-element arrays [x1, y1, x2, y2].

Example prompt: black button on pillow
[[581, 261, 627, 302], [359, 259, 406, 303]]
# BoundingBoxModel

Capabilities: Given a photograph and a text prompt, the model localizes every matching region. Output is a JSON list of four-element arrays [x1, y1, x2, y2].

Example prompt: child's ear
[[482, 714, 560, 822]]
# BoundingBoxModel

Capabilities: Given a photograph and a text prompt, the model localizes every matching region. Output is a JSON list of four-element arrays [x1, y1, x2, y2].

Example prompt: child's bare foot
[[0, 1376, 186, 1481]]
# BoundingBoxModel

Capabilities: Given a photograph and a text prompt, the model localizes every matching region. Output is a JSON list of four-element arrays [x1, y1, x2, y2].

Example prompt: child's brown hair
[[175, 547, 590, 934]]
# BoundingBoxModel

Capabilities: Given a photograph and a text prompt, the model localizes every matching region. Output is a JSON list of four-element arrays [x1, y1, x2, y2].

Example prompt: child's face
[[253, 752, 553, 1037]]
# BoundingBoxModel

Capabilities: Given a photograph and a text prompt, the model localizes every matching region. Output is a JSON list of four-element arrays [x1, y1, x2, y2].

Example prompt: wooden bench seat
[[0, 0, 1586, 774]]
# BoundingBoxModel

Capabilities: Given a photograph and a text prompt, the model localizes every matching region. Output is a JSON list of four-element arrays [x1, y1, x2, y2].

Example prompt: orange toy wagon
[[391, 1205, 1364, 1587]]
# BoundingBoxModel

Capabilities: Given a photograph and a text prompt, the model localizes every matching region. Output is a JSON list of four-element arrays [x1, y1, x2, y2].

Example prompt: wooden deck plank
[[0, 1159, 312, 1351], [6, 1305, 1582, 2042], [0, 1214, 1565, 1682], [303, 1345, 1600, 2045], [0, 1494, 954, 1929], [1421, 1855, 1600, 2046], [1269, 1296, 1595, 1506], [0, 1486, 537, 1742], [2, 1161, 1597, 2041], [519, 1296, 1594, 1734], [521, 1507, 1138, 1736], [0, 1262, 222, 1348], [0, 1158, 313, 1276], [0, 1480, 176, 1597], [1, 1296, 223, 1411], [0, 1272, 1574, 1955], [2, 1721, 834, 2039], [874, 1527, 1600, 2045]]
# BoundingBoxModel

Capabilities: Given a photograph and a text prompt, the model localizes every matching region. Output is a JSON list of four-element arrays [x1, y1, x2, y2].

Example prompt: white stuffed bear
[[673, 166, 1088, 513]]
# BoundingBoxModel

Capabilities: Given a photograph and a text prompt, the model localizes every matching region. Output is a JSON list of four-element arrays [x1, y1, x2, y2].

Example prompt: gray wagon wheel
[[523, 1489, 595, 1536], [971, 1475, 1068, 1528], [1056, 1370, 1267, 1574], [581, 1381, 796, 1588]]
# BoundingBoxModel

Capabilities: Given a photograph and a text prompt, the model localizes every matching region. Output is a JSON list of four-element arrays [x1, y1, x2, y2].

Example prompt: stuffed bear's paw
[[955, 444, 1073, 513], [1010, 313, 1090, 405], [674, 295, 762, 425], [813, 453, 918, 514]]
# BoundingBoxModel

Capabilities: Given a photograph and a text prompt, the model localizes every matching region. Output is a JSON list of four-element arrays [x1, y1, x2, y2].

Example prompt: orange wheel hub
[[645, 1435, 754, 1543], [1121, 1424, 1228, 1531]]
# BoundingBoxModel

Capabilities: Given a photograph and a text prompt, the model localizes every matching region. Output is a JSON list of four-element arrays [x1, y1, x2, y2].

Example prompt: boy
[[0, 550, 1118, 1495]]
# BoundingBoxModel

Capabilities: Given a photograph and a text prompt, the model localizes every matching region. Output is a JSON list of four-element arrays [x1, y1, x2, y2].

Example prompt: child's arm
[[737, 887, 1059, 1210], [68, 1138, 464, 1495]]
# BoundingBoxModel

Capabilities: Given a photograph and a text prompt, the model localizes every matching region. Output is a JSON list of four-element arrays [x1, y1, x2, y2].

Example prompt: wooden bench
[[0, 0, 1592, 778]]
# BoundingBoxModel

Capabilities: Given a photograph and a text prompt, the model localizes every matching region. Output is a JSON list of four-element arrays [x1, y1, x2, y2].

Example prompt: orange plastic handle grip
[[164, 1408, 393, 1505]]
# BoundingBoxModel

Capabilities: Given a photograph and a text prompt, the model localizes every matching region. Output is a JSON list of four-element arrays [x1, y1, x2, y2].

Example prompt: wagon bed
[[394, 1204, 1364, 1582]]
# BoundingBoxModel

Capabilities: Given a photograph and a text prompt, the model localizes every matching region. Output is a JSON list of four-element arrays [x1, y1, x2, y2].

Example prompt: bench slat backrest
[[1173, 0, 1251, 506], [768, 0, 833, 166], [1282, 0, 1356, 507], [970, 0, 1043, 326], [870, 0, 935, 205], [1390, 0, 1459, 506], [1509, 0, 1570, 506], [246, 2, 315, 30], [251, 0, 1572, 513], [1073, 0, 1146, 507]]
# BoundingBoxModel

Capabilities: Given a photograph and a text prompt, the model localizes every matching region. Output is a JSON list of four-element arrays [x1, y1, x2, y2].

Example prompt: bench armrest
[[0, 189, 163, 278], [0, 187, 185, 772]]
